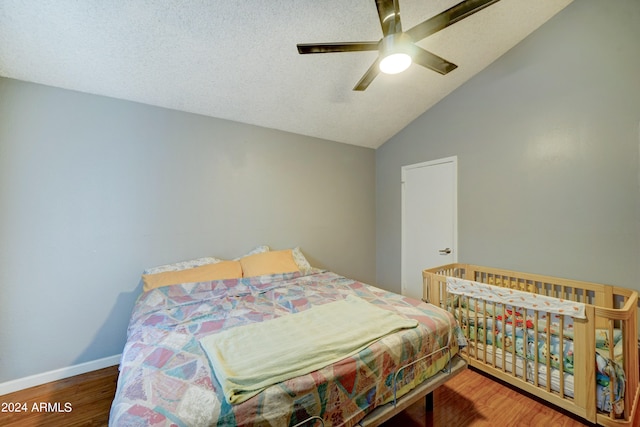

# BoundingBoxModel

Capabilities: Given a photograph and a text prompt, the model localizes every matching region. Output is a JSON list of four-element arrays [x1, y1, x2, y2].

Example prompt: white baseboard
[[0, 354, 121, 396]]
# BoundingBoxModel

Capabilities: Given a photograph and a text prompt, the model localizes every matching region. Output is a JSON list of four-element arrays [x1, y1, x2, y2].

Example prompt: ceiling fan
[[297, 0, 501, 91]]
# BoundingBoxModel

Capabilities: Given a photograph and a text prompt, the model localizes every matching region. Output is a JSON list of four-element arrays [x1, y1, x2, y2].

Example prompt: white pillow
[[143, 257, 222, 275], [234, 245, 270, 260], [292, 247, 312, 271], [231, 245, 313, 272]]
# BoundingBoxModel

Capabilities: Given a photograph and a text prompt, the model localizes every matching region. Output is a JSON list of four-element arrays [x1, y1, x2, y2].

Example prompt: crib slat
[[511, 307, 518, 378], [498, 302, 504, 373], [544, 313, 551, 393], [559, 315, 565, 398], [607, 319, 616, 420], [533, 311, 539, 388], [522, 309, 528, 383], [468, 297, 477, 361], [488, 299, 494, 367]]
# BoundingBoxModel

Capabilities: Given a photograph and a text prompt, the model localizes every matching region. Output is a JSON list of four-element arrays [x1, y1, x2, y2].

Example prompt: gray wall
[[0, 77, 376, 383], [376, 0, 640, 294]]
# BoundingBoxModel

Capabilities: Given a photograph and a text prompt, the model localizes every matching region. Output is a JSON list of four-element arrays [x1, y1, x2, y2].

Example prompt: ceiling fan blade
[[406, 0, 500, 42], [297, 42, 379, 54], [375, 0, 402, 36], [412, 46, 458, 75], [353, 59, 381, 91]]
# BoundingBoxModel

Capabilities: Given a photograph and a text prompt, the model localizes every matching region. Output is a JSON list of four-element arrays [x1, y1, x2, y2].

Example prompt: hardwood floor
[[0, 365, 628, 426], [381, 368, 597, 427], [0, 366, 118, 427]]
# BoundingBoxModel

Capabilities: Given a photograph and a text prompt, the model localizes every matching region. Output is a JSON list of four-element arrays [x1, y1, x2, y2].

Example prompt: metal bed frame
[[292, 346, 467, 427]]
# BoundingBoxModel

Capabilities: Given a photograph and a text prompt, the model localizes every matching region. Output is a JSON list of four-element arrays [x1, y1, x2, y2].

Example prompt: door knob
[[439, 248, 452, 255]]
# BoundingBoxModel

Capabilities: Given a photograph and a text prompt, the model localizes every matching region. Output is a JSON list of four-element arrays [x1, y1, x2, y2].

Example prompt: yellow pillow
[[142, 260, 242, 292], [240, 249, 299, 277]]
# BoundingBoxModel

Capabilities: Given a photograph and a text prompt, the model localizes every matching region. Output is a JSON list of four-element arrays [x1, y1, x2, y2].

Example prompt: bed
[[423, 263, 639, 427], [108, 248, 467, 426]]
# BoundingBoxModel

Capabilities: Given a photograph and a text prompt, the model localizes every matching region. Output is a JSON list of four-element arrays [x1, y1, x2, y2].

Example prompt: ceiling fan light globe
[[379, 52, 412, 74]]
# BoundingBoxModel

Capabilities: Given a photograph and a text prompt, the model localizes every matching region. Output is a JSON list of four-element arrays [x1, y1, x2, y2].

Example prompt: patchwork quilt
[[109, 270, 465, 427]]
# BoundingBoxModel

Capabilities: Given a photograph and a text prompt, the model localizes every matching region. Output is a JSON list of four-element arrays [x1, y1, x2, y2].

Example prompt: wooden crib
[[423, 264, 639, 426]]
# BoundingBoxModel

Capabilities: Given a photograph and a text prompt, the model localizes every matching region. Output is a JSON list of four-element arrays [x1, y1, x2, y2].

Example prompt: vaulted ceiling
[[0, 0, 573, 148]]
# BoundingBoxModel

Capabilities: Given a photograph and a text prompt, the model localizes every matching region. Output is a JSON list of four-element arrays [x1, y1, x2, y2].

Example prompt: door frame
[[401, 156, 458, 297]]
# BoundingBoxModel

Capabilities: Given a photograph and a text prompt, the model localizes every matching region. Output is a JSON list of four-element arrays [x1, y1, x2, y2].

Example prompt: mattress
[[109, 269, 465, 427]]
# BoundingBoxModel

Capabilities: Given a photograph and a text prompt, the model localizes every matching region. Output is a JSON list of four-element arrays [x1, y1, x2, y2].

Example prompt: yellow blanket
[[200, 295, 418, 404]]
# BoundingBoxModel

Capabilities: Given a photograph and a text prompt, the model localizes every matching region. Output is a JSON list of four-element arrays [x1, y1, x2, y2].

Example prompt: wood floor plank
[[2, 365, 631, 426], [0, 366, 118, 427], [382, 367, 597, 427]]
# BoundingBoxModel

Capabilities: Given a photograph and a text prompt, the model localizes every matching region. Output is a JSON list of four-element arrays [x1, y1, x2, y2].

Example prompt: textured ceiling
[[0, 0, 572, 148]]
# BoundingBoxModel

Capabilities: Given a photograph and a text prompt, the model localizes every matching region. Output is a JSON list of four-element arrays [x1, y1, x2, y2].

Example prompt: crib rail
[[423, 264, 639, 427]]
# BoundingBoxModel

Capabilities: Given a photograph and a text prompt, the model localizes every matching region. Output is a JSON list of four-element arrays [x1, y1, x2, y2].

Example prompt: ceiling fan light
[[379, 52, 412, 74]]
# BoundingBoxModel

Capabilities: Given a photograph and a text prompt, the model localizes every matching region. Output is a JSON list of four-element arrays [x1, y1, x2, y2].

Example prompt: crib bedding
[[468, 343, 623, 414], [109, 269, 465, 427], [451, 294, 626, 413]]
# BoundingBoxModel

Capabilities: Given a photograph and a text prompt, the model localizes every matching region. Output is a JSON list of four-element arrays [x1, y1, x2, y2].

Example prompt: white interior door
[[401, 157, 457, 299]]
